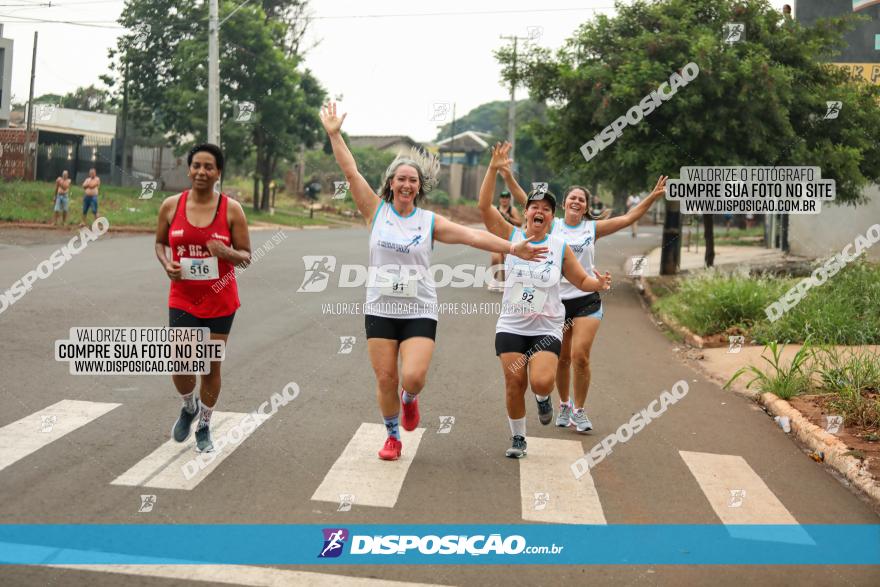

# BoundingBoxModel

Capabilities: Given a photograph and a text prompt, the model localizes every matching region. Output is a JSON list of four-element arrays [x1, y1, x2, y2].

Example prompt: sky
[[1, 0, 791, 143]]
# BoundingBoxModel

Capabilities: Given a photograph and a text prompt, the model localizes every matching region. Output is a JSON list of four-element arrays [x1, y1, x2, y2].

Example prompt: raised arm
[[497, 143, 529, 208], [433, 214, 547, 260], [596, 176, 667, 238], [561, 244, 612, 292], [479, 143, 516, 240], [320, 102, 380, 222]]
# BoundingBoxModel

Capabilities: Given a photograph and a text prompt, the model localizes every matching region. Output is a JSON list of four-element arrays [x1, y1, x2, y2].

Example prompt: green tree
[[433, 99, 582, 201], [61, 85, 114, 112], [498, 0, 880, 267], [303, 146, 395, 193], [105, 0, 325, 209], [433, 99, 543, 140]]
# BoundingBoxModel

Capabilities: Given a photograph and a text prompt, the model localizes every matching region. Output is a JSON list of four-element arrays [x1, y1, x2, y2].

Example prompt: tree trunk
[[660, 200, 681, 275], [252, 142, 261, 212], [703, 214, 715, 268], [613, 187, 628, 216], [259, 152, 272, 211]]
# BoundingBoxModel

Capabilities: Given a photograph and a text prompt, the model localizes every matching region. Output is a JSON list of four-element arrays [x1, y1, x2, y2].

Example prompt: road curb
[[0, 221, 336, 233], [759, 392, 880, 505], [639, 276, 707, 348], [638, 278, 880, 508], [686, 343, 880, 509], [0, 222, 154, 234]]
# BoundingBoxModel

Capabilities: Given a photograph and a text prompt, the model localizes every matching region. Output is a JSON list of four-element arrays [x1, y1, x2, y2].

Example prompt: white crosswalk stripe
[[0, 400, 120, 474], [312, 423, 425, 508], [0, 399, 818, 533], [680, 450, 813, 543], [680, 450, 798, 524], [47, 564, 451, 586], [48, 565, 451, 586], [520, 436, 607, 524], [111, 411, 260, 490]]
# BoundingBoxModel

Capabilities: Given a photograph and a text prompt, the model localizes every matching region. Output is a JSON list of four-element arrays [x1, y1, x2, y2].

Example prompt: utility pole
[[26, 32, 37, 132], [207, 0, 220, 145], [120, 59, 130, 181], [499, 34, 527, 164], [449, 103, 456, 165]]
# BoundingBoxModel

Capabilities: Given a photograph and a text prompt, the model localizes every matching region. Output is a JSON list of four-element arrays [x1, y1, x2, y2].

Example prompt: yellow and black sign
[[833, 63, 880, 84]]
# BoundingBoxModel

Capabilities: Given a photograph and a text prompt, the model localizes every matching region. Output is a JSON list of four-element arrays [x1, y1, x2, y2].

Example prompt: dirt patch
[[789, 394, 880, 479]]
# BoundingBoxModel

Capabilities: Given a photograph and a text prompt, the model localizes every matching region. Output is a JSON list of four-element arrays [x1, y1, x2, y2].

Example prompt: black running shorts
[[169, 307, 236, 335], [562, 293, 603, 322], [365, 315, 438, 342], [494, 331, 562, 357]]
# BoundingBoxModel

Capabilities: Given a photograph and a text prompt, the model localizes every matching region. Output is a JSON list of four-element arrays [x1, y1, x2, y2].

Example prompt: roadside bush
[[752, 261, 880, 345], [653, 271, 788, 336]]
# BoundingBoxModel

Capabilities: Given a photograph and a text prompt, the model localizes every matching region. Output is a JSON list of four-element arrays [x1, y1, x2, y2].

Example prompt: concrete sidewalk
[[642, 244, 787, 276]]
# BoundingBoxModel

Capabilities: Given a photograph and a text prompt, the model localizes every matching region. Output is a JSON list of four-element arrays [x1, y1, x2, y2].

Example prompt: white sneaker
[[570, 409, 593, 433]]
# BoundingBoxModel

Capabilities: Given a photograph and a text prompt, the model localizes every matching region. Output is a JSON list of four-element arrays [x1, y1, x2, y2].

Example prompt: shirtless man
[[82, 168, 101, 225], [53, 171, 72, 226]]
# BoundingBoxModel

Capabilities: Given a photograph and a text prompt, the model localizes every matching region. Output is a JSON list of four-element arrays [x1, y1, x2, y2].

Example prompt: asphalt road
[[0, 223, 878, 586]]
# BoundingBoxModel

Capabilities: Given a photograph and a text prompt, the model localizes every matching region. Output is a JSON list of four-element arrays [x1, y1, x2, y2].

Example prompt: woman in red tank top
[[154, 144, 251, 453]]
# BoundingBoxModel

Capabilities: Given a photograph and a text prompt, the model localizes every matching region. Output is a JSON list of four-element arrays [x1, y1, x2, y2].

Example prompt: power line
[[0, 13, 122, 27], [309, 6, 613, 19]]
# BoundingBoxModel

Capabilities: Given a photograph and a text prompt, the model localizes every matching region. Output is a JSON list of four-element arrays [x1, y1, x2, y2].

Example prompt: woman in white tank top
[[480, 142, 611, 459], [321, 104, 548, 461], [502, 161, 667, 434]]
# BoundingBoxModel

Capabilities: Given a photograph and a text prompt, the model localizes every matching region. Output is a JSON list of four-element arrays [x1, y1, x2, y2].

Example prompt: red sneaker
[[400, 391, 420, 431], [378, 436, 402, 461]]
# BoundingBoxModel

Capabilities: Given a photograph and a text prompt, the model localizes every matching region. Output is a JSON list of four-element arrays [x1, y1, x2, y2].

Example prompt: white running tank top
[[366, 201, 438, 320], [495, 227, 567, 340], [551, 218, 597, 300]]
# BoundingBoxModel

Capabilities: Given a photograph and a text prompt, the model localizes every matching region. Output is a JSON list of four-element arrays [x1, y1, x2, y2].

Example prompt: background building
[[0, 25, 12, 128], [788, 0, 880, 261]]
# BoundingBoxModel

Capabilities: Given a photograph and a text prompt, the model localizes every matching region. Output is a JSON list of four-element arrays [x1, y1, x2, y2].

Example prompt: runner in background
[[488, 191, 522, 292], [626, 193, 642, 237], [589, 193, 611, 220], [154, 143, 251, 453]]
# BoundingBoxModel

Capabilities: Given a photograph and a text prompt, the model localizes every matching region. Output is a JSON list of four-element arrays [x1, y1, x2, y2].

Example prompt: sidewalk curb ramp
[[637, 277, 880, 508]]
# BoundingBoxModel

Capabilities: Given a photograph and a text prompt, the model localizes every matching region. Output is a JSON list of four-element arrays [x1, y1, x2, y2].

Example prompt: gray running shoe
[[172, 399, 200, 442], [505, 435, 527, 458], [195, 426, 214, 453], [536, 396, 553, 425], [570, 409, 593, 433], [556, 403, 573, 427]]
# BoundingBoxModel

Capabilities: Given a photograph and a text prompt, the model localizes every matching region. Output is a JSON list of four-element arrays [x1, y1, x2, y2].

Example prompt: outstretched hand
[[489, 142, 513, 173], [512, 235, 548, 261], [594, 269, 612, 291], [649, 175, 668, 199], [320, 102, 347, 135]]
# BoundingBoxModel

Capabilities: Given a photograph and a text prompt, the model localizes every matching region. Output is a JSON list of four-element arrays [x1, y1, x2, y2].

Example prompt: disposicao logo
[[318, 528, 349, 558]]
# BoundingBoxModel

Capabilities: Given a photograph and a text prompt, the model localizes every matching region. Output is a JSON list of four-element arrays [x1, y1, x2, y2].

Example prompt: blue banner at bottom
[[1, 525, 879, 565]]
